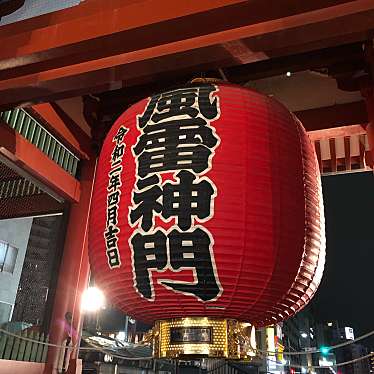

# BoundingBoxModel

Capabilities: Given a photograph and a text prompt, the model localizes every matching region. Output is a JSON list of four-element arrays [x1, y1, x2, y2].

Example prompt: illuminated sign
[[319, 358, 334, 367], [344, 327, 354, 340], [170, 327, 212, 344]]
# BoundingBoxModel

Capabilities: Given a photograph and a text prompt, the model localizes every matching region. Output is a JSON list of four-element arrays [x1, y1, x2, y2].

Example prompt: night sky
[[310, 172, 374, 349]]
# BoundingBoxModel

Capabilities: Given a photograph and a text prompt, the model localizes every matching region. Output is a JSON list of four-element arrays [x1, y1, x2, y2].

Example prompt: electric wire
[[248, 328, 374, 355], [265, 351, 374, 370]]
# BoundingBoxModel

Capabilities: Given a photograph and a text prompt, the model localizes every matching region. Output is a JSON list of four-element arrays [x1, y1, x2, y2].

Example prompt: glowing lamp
[[81, 287, 105, 312]]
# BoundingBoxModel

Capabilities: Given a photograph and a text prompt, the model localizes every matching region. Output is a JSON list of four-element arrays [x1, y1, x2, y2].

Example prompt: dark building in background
[[315, 320, 371, 374], [282, 308, 320, 371], [12, 215, 63, 328], [281, 314, 372, 374], [341, 344, 371, 374], [282, 316, 303, 370]]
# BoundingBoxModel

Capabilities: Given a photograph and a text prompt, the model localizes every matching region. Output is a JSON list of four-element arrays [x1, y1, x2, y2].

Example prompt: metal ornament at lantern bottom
[[148, 317, 258, 360]]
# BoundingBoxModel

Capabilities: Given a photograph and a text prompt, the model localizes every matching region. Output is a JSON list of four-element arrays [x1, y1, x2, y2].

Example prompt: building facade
[[0, 217, 33, 324], [12, 215, 63, 328], [316, 321, 371, 374]]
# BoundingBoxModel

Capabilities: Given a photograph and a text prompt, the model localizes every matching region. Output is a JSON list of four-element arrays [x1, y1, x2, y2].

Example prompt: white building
[[0, 217, 33, 324]]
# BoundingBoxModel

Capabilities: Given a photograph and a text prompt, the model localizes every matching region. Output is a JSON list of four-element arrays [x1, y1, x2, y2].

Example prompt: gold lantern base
[[151, 317, 257, 360]]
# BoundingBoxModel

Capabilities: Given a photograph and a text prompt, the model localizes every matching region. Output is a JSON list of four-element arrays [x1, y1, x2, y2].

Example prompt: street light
[[300, 332, 308, 338], [81, 286, 105, 312]]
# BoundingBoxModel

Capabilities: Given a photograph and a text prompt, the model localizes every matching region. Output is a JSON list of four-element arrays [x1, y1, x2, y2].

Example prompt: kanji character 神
[[129, 175, 162, 231], [162, 170, 216, 230]]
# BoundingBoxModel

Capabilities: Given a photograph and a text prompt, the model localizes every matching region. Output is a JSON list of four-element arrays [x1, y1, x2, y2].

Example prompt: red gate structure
[[0, 1, 373, 373]]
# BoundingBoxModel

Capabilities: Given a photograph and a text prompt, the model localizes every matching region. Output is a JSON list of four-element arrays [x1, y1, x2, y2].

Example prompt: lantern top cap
[[190, 77, 225, 84]]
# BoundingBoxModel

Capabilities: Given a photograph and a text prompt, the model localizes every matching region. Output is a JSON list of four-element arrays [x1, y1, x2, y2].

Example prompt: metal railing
[[0, 329, 49, 363], [0, 178, 42, 199], [206, 359, 259, 374]]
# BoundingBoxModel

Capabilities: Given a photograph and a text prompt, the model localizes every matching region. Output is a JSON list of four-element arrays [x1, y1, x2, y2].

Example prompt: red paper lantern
[[89, 83, 325, 326]]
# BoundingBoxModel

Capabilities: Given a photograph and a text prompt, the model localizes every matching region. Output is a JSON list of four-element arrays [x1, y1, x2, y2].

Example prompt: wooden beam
[[30, 103, 91, 159], [361, 86, 374, 168], [0, 0, 373, 108], [225, 43, 364, 82], [314, 140, 323, 172], [359, 134, 367, 168], [0, 0, 356, 70], [344, 136, 352, 171], [329, 138, 338, 173], [0, 0, 244, 61], [295, 101, 368, 132], [307, 124, 367, 140], [0, 123, 80, 203], [366, 122, 374, 168], [308, 124, 372, 174]]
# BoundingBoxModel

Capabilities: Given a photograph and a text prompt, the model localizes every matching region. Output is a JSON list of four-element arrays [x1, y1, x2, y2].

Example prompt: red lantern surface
[[89, 83, 325, 327]]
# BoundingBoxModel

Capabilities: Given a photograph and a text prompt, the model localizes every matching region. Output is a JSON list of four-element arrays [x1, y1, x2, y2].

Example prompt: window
[[0, 301, 13, 324], [0, 241, 18, 274]]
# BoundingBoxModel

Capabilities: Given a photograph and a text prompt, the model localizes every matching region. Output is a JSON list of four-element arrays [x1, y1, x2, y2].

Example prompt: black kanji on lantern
[[129, 84, 222, 300], [130, 175, 163, 232], [104, 125, 128, 269], [106, 206, 119, 226], [130, 227, 220, 301], [162, 170, 215, 231], [131, 230, 168, 300], [107, 167, 122, 191], [133, 117, 219, 178], [161, 227, 220, 301], [111, 143, 125, 164], [129, 171, 216, 232], [108, 191, 120, 207], [113, 126, 129, 143], [104, 225, 121, 268], [137, 85, 219, 128]]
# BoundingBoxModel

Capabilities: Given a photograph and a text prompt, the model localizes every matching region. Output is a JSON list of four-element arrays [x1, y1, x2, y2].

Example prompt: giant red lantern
[[89, 83, 325, 357]]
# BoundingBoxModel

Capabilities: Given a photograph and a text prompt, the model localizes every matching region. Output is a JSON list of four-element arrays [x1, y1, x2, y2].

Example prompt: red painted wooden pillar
[[362, 86, 374, 169], [46, 157, 96, 373], [367, 122, 374, 169]]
